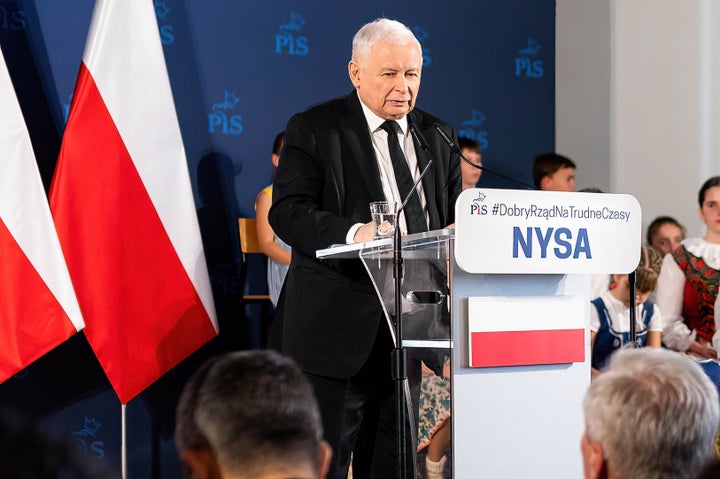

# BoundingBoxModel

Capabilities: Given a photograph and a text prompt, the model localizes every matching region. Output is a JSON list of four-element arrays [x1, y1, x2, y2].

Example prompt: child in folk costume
[[591, 245, 663, 375]]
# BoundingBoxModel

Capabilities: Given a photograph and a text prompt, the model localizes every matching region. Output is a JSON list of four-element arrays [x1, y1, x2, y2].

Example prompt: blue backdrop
[[0, 1, 554, 477]]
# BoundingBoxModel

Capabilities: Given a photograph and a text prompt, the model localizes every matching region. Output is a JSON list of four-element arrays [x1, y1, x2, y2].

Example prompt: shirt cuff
[[346, 223, 364, 244]]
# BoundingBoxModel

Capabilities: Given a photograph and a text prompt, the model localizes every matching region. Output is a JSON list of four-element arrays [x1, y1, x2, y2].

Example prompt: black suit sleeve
[[269, 112, 354, 257]]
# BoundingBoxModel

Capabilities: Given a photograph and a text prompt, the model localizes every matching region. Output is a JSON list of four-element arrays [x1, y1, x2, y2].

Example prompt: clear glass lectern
[[317, 229, 454, 478], [316, 229, 454, 349]]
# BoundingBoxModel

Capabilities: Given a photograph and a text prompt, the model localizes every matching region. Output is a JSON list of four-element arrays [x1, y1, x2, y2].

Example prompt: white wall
[[556, 0, 611, 193], [557, 0, 720, 237]]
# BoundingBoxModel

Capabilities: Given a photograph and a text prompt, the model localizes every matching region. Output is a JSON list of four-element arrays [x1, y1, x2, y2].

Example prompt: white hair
[[351, 18, 421, 64], [584, 348, 720, 479]]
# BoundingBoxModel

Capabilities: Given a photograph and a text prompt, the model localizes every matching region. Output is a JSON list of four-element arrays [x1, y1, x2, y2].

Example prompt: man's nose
[[393, 76, 409, 91]]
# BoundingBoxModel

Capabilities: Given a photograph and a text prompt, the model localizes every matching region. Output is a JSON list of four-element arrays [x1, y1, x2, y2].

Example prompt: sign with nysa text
[[455, 189, 641, 274]]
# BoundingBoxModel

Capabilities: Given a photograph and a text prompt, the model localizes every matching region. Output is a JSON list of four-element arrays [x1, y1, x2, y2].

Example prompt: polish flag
[[50, 0, 217, 403], [0, 49, 84, 382], [468, 296, 585, 368]]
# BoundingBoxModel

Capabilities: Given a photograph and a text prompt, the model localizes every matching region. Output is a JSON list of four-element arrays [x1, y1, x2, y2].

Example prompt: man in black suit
[[269, 18, 461, 479]]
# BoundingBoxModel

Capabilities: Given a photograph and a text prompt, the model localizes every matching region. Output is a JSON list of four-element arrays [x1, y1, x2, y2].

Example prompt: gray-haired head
[[351, 18, 421, 64], [583, 348, 719, 479]]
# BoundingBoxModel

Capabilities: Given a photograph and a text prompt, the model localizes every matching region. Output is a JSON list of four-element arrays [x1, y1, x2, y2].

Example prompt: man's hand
[[353, 221, 376, 243]]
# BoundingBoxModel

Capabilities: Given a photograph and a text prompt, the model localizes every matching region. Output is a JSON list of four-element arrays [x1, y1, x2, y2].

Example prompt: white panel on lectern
[[455, 188, 641, 274]]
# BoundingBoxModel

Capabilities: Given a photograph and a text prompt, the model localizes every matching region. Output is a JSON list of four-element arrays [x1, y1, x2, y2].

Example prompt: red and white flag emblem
[[0, 49, 84, 382], [50, 0, 217, 403], [468, 296, 585, 368]]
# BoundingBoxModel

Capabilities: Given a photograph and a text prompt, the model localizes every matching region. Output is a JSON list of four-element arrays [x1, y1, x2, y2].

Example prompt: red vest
[[672, 245, 720, 341]]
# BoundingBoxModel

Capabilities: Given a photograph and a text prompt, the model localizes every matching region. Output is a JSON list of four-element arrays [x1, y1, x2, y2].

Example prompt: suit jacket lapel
[[340, 93, 384, 202]]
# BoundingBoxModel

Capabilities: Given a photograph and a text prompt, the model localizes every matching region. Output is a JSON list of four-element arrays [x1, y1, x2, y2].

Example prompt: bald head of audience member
[[581, 348, 720, 479], [175, 350, 331, 479]]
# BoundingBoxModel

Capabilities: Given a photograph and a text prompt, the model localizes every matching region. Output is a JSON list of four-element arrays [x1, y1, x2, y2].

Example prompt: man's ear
[[540, 175, 551, 191], [180, 449, 220, 479], [583, 437, 608, 479], [317, 440, 333, 479], [348, 61, 361, 88]]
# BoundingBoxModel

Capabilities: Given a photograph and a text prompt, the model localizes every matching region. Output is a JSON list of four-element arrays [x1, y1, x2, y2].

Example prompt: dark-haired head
[[175, 350, 329, 479], [698, 176, 720, 207], [532, 153, 576, 190], [458, 136, 480, 154], [646, 216, 686, 247], [272, 131, 285, 157]]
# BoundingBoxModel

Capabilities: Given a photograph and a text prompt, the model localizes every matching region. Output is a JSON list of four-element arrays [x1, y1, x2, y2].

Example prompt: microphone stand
[[391, 207, 408, 479], [392, 125, 433, 479], [628, 271, 637, 347]]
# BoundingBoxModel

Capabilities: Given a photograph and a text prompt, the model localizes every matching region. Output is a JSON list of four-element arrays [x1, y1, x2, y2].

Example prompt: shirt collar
[[356, 91, 408, 135]]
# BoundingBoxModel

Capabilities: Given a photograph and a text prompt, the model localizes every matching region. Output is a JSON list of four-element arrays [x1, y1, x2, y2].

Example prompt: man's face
[[460, 148, 482, 190], [542, 166, 576, 192], [348, 40, 422, 120]]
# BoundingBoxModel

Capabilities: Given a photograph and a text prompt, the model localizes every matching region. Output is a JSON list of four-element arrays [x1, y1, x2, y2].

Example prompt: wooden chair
[[237, 218, 271, 304]]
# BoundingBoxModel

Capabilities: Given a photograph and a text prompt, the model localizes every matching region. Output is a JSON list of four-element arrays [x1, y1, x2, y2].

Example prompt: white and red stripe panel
[[468, 295, 585, 368]]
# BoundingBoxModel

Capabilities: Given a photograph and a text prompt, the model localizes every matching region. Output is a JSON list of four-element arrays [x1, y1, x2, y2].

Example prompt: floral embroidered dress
[[417, 368, 450, 452], [656, 238, 720, 352]]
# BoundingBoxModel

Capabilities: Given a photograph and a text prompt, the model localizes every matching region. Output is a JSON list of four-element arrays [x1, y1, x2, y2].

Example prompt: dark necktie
[[380, 120, 428, 233]]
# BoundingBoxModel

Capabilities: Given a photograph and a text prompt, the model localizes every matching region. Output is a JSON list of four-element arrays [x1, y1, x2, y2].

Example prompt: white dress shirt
[[345, 92, 428, 243]]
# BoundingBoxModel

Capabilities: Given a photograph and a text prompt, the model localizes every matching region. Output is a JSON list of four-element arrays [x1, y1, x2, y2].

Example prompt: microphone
[[410, 123, 431, 153], [432, 122, 536, 190]]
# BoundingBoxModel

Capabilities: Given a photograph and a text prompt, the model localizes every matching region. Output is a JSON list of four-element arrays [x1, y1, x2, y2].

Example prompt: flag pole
[[121, 403, 127, 479]]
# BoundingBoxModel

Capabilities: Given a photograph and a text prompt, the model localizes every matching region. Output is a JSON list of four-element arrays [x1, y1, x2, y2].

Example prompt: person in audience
[[458, 137, 482, 191], [175, 350, 331, 479], [532, 152, 576, 191], [581, 348, 719, 479], [417, 362, 451, 479], [646, 215, 686, 257], [255, 132, 291, 307], [590, 245, 663, 375], [656, 176, 720, 358]]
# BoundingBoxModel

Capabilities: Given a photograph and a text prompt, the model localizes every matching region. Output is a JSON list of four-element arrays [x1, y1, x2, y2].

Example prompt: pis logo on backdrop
[[458, 109, 489, 150], [413, 26, 431, 67], [208, 90, 243, 136], [515, 38, 543, 78], [154, 0, 174, 45], [0, 0, 25, 30], [72, 416, 105, 459], [275, 12, 308, 56]]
